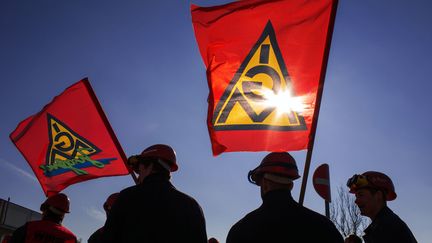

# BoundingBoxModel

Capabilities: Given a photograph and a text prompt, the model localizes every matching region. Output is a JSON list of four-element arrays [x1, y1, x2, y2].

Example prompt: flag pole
[[325, 200, 330, 218], [83, 78, 138, 185], [298, 0, 338, 205]]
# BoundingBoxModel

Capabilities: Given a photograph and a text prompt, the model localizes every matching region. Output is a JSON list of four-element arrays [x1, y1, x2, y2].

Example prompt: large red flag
[[10, 78, 130, 196], [192, 0, 337, 155]]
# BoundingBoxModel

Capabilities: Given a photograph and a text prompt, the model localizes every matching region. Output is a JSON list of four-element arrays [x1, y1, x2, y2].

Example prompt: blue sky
[[1, 0, 431, 242]]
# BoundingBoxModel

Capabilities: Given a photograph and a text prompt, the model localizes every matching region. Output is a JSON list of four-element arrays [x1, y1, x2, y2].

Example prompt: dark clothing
[[102, 174, 207, 243], [9, 226, 25, 243], [1, 235, 11, 243], [10, 220, 77, 243], [88, 227, 103, 243], [226, 189, 343, 243], [363, 206, 417, 243]]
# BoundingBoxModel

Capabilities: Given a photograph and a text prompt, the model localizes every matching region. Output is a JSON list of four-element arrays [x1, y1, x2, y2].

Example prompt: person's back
[[227, 152, 343, 243], [10, 193, 77, 243], [11, 220, 76, 243], [102, 144, 207, 243], [105, 174, 206, 242], [227, 189, 341, 243]]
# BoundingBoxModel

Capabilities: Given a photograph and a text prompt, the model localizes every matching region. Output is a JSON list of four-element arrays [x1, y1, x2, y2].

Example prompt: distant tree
[[330, 186, 369, 238]]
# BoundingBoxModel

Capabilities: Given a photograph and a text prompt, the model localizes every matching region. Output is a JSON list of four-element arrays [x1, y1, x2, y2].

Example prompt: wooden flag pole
[[298, 0, 338, 205], [325, 200, 330, 218], [130, 170, 138, 184], [298, 133, 318, 205], [83, 79, 138, 185]]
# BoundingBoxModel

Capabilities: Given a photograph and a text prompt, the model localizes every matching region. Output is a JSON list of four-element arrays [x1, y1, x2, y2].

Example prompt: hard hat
[[127, 144, 178, 172], [103, 193, 120, 212], [40, 193, 70, 214], [248, 152, 300, 185], [208, 238, 219, 243], [346, 171, 397, 201]]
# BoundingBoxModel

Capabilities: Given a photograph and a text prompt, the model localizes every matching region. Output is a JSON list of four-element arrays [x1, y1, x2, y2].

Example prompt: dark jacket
[[88, 227, 103, 243], [226, 189, 343, 243], [363, 206, 417, 243], [102, 174, 207, 243], [10, 220, 77, 243]]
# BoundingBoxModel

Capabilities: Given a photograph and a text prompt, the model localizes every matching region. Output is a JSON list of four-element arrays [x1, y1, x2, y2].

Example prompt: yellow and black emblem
[[212, 21, 307, 131], [46, 114, 100, 165], [41, 114, 108, 176]]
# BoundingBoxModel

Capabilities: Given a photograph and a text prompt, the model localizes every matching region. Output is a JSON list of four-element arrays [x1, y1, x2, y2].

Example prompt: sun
[[260, 88, 307, 116]]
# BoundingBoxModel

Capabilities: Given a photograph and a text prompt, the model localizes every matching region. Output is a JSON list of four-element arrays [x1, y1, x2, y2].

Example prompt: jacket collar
[[364, 206, 392, 234], [262, 189, 295, 205], [140, 173, 170, 185]]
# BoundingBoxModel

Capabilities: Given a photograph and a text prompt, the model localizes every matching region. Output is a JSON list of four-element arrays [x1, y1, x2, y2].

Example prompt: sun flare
[[260, 88, 307, 115]]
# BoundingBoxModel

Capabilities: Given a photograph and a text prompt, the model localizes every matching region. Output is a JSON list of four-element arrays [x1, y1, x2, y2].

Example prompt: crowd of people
[[6, 144, 417, 243]]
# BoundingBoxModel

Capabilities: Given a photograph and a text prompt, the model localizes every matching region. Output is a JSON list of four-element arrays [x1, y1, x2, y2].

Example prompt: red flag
[[192, 0, 337, 155], [10, 78, 130, 196]]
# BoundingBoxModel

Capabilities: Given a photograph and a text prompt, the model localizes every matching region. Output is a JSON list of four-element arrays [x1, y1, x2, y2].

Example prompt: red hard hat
[[248, 152, 300, 185], [208, 238, 219, 243], [347, 171, 397, 201], [127, 144, 178, 173], [103, 193, 120, 212], [132, 144, 178, 172], [40, 193, 70, 214]]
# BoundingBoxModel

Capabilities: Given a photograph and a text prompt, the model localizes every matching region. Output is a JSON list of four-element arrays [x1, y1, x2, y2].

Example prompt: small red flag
[[10, 78, 130, 196], [192, 0, 337, 155]]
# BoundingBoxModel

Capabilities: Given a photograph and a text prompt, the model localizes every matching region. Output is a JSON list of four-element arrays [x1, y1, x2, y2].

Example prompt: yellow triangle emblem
[[212, 21, 307, 131], [46, 114, 100, 166]]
